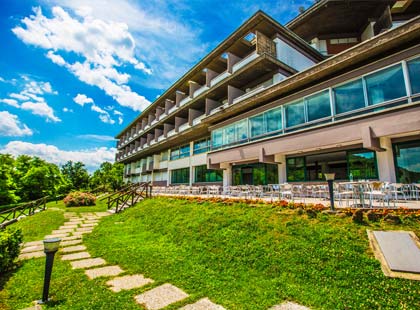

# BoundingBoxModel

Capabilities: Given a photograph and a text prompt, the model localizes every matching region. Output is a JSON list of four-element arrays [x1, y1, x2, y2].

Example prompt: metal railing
[[101, 182, 152, 213], [0, 196, 48, 228]]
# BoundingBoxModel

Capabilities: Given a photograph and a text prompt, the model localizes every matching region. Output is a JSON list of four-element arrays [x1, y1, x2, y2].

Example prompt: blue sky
[[0, 0, 314, 171]]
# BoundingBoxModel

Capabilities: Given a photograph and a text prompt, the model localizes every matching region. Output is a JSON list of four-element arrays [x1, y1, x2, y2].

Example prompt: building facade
[[116, 0, 420, 187]]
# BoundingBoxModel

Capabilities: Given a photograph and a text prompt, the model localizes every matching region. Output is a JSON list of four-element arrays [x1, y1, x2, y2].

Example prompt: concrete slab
[[72, 231, 91, 236], [180, 298, 225, 310], [70, 258, 107, 269], [83, 220, 99, 224], [80, 223, 97, 227], [19, 251, 45, 260], [106, 274, 154, 292], [21, 245, 44, 253], [51, 229, 74, 234], [76, 227, 94, 232], [44, 233, 69, 239], [60, 224, 78, 229], [269, 302, 310, 310], [60, 239, 83, 246], [373, 231, 420, 273], [23, 240, 43, 247], [61, 235, 82, 241], [85, 265, 124, 279], [60, 245, 87, 253], [134, 283, 189, 310], [61, 251, 91, 261], [95, 212, 111, 217]]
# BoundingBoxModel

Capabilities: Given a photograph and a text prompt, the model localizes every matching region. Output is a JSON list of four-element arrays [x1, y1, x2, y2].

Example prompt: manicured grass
[[1, 197, 419, 309]]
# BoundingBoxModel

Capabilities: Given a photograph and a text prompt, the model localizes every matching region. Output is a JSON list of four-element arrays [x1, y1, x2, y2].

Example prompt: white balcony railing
[[168, 106, 177, 114], [210, 71, 230, 87], [192, 114, 206, 126], [151, 119, 157, 126], [193, 85, 209, 97], [150, 140, 156, 146], [179, 96, 192, 107], [158, 135, 165, 142], [167, 129, 176, 137], [232, 51, 258, 73], [179, 123, 190, 132]]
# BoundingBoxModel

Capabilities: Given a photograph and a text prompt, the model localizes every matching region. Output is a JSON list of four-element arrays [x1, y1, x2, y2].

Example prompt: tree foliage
[[89, 162, 124, 192], [61, 161, 90, 191]]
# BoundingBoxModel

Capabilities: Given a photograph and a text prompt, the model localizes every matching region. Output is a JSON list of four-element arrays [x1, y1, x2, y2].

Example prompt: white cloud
[[13, 6, 152, 111], [62, 107, 73, 112], [0, 141, 116, 171], [9, 93, 30, 101], [0, 111, 33, 136], [0, 77, 5, 83], [21, 101, 61, 122], [77, 134, 116, 141], [113, 109, 123, 116], [117, 116, 123, 125], [0, 98, 19, 108], [73, 93, 93, 106]]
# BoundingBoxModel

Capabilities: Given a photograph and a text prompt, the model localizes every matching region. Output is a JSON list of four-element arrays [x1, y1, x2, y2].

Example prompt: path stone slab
[[60, 245, 87, 253], [61, 239, 83, 246], [135, 283, 189, 310], [61, 235, 82, 241], [72, 231, 91, 236], [106, 274, 154, 292], [51, 229, 74, 234], [70, 258, 106, 269], [373, 231, 420, 273], [21, 245, 44, 253], [23, 240, 43, 247], [80, 223, 97, 227], [269, 302, 310, 310], [44, 233, 69, 239], [19, 251, 45, 260], [180, 298, 225, 310], [60, 224, 78, 229], [95, 212, 111, 217], [61, 251, 91, 261], [76, 227, 95, 232], [85, 265, 124, 279], [83, 220, 99, 224]]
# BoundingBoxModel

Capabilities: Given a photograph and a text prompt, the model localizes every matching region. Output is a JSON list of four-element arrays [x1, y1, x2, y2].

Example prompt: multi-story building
[[116, 0, 420, 187]]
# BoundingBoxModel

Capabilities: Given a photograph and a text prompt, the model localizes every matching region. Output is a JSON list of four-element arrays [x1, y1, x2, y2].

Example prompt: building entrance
[[232, 163, 278, 185]]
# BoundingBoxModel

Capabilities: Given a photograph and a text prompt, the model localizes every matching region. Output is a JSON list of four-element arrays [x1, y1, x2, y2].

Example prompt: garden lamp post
[[38, 238, 61, 304], [325, 173, 336, 211]]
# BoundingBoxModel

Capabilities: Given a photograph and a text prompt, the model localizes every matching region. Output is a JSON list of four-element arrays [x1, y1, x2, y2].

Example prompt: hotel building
[[115, 0, 420, 187]]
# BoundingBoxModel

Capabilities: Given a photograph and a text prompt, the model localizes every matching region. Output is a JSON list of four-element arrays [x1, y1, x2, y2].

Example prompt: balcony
[[179, 96, 192, 107], [167, 129, 176, 137], [210, 71, 230, 87], [192, 114, 206, 126], [151, 119, 158, 126], [232, 51, 258, 73], [178, 123, 190, 132], [168, 105, 177, 114], [193, 85, 209, 98], [158, 135, 165, 142]]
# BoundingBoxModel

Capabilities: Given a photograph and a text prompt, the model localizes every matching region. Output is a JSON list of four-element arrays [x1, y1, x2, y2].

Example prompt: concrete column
[[376, 137, 396, 182], [222, 164, 232, 187], [275, 154, 287, 183]]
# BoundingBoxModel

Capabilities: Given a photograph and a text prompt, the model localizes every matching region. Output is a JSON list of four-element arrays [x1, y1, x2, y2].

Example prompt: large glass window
[[347, 150, 378, 180], [193, 138, 210, 155], [249, 114, 265, 137], [232, 163, 278, 185], [236, 119, 248, 141], [365, 64, 406, 105], [266, 107, 282, 133], [286, 157, 306, 182], [334, 79, 366, 114], [171, 168, 190, 184], [394, 140, 420, 183], [212, 129, 223, 149], [285, 100, 305, 128], [407, 57, 420, 94], [194, 165, 223, 183], [170, 144, 190, 160], [161, 151, 168, 161], [306, 90, 331, 122]]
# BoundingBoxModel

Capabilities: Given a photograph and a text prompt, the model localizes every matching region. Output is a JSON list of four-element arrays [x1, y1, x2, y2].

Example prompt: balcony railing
[[179, 123, 190, 132], [192, 114, 206, 126], [210, 71, 230, 87], [193, 85, 209, 98], [179, 96, 192, 107], [167, 129, 176, 137], [232, 51, 258, 73]]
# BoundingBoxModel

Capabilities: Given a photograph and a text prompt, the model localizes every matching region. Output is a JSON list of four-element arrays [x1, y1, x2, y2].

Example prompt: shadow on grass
[[0, 262, 23, 291]]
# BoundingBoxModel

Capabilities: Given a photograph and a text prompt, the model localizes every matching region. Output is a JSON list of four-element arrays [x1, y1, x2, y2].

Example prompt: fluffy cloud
[[62, 107, 73, 112], [13, 6, 151, 111], [77, 134, 116, 141], [73, 93, 93, 106], [0, 77, 61, 122], [0, 111, 33, 136], [0, 141, 116, 171]]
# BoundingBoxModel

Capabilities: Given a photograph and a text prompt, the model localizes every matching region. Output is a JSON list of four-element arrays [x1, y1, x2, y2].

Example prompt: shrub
[[0, 227, 23, 273], [352, 209, 364, 224], [63, 192, 96, 207]]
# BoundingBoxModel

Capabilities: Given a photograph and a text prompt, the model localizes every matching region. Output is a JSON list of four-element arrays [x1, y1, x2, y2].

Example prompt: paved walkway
[[19, 211, 309, 309]]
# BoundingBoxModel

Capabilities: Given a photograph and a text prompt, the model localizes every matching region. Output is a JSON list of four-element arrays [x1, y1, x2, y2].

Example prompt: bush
[[0, 227, 23, 273], [63, 192, 96, 207]]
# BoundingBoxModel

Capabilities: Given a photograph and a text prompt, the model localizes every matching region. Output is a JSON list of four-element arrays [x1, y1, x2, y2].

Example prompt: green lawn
[[1, 197, 419, 309]]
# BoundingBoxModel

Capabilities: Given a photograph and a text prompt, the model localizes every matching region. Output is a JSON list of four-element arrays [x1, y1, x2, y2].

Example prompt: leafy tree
[[0, 154, 18, 205], [89, 162, 123, 192], [61, 161, 90, 190]]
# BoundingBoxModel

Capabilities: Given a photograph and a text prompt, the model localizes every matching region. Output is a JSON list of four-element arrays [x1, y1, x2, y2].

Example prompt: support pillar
[[376, 137, 397, 182], [275, 154, 287, 183]]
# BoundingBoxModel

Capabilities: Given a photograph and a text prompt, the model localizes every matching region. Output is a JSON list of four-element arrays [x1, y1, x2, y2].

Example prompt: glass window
[[231, 163, 278, 185], [236, 119, 248, 141], [365, 64, 406, 105], [249, 114, 265, 137], [194, 165, 223, 183], [347, 150, 378, 180], [334, 79, 366, 114], [161, 151, 168, 161], [266, 108, 282, 133], [212, 129, 223, 149], [170, 149, 179, 161], [407, 57, 420, 95], [394, 140, 420, 183], [171, 168, 190, 184], [287, 157, 306, 182], [193, 138, 210, 154], [285, 100, 305, 128], [306, 90, 331, 122], [170, 144, 190, 160], [224, 124, 236, 145]]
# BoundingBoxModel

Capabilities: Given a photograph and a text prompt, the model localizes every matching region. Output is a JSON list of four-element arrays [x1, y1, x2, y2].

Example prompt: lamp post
[[324, 173, 335, 211], [38, 238, 61, 304]]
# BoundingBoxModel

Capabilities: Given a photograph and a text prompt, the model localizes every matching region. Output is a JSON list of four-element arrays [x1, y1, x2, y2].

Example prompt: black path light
[[324, 173, 336, 211], [38, 238, 61, 304]]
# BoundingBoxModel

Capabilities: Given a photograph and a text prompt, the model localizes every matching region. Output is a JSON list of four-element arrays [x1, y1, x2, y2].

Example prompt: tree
[[89, 162, 124, 192], [0, 154, 18, 205], [61, 161, 90, 190]]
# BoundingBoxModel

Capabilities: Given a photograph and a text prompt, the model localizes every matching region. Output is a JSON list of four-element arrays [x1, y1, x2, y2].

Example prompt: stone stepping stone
[[44, 233, 69, 239], [61, 251, 91, 261], [85, 265, 124, 279], [70, 258, 107, 269], [60, 224, 78, 229], [269, 302, 310, 310], [180, 298, 225, 310], [95, 212, 111, 217], [61, 239, 83, 246], [61, 235, 82, 241], [80, 223, 97, 227], [373, 231, 420, 273], [106, 274, 154, 292], [135, 283, 189, 310], [83, 220, 99, 224], [76, 227, 95, 232], [60, 245, 87, 253], [51, 229, 74, 234], [19, 251, 45, 260], [23, 240, 43, 247], [72, 231, 91, 236], [21, 245, 44, 253]]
